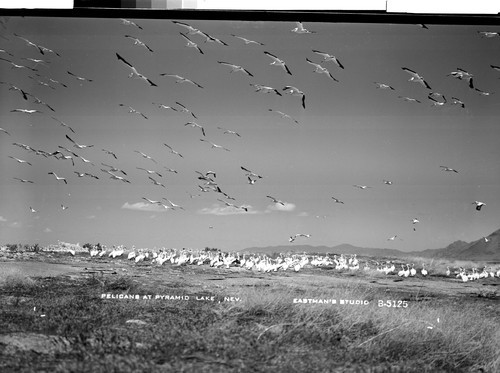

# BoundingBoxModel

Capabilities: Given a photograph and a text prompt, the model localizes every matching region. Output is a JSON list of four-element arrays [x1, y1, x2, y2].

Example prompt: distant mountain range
[[243, 228, 500, 262]]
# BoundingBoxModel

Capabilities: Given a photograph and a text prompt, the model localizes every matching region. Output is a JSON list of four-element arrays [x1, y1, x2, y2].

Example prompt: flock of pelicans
[[0, 18, 497, 247], [68, 243, 500, 282]]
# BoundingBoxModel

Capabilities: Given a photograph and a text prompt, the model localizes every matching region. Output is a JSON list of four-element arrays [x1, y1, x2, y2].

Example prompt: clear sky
[[0, 16, 499, 252]]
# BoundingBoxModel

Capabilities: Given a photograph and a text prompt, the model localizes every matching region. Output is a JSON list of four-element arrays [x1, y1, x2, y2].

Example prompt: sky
[[0, 15, 499, 252]]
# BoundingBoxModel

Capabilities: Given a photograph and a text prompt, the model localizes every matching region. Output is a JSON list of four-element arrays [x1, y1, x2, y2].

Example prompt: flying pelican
[[217, 61, 254, 77], [428, 93, 447, 107], [30, 207, 37, 213], [119, 104, 148, 119], [175, 101, 197, 118], [264, 51, 292, 75], [13, 33, 44, 54], [398, 96, 421, 103], [290, 234, 311, 242], [142, 197, 161, 204], [268, 109, 299, 124], [163, 198, 185, 210], [149, 177, 166, 188], [184, 122, 206, 136], [30, 96, 55, 112], [0, 58, 38, 72], [51, 117, 76, 133], [472, 201, 486, 211], [250, 84, 282, 96], [48, 172, 67, 184], [374, 82, 395, 90], [450, 97, 465, 108], [401, 67, 431, 89], [282, 86, 306, 109], [172, 21, 204, 36], [1, 81, 29, 99], [447, 68, 474, 88], [101, 163, 127, 175], [66, 134, 94, 149], [67, 70, 93, 82], [241, 166, 263, 179], [383, 180, 393, 185], [125, 35, 154, 52], [14, 177, 34, 183], [164, 143, 183, 158], [230, 34, 264, 45], [291, 22, 316, 34], [179, 32, 204, 54], [200, 138, 230, 151], [137, 167, 162, 176], [134, 150, 157, 163], [353, 185, 371, 189], [217, 199, 247, 212], [474, 88, 493, 96], [305, 58, 338, 81], [331, 197, 344, 204], [61, 204, 69, 210], [153, 102, 178, 112], [217, 127, 241, 137], [199, 31, 228, 46], [387, 235, 402, 241], [109, 173, 131, 183], [477, 31, 500, 38], [0, 127, 10, 135], [439, 166, 458, 173], [311, 49, 344, 68], [102, 149, 117, 159], [115, 53, 158, 86], [160, 73, 203, 88], [10, 108, 43, 114], [267, 195, 286, 206], [120, 19, 143, 30], [164, 166, 178, 174], [74, 171, 99, 179], [8, 156, 32, 165]]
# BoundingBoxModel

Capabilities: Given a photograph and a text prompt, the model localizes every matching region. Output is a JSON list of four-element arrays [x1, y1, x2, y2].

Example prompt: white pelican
[[448, 68, 474, 88], [74, 171, 99, 179], [163, 198, 184, 210], [474, 88, 493, 96], [472, 201, 486, 211], [331, 197, 344, 204], [179, 32, 204, 54], [67, 70, 93, 82], [450, 97, 465, 108], [440, 166, 458, 173], [184, 122, 206, 136], [230, 34, 264, 45], [0, 57, 38, 72], [101, 163, 127, 175], [282, 86, 306, 109], [134, 150, 157, 163], [401, 67, 431, 89], [8, 156, 32, 166], [428, 93, 447, 107], [102, 149, 117, 159], [311, 50, 344, 68], [160, 73, 203, 88], [142, 197, 162, 204], [353, 185, 371, 190], [61, 204, 68, 210], [0, 81, 29, 100], [31, 96, 55, 112], [13, 33, 44, 54], [10, 108, 43, 114], [217, 127, 241, 137], [199, 31, 228, 46], [108, 173, 131, 183], [264, 51, 292, 75], [477, 31, 500, 38], [175, 101, 197, 118], [305, 58, 338, 81], [387, 235, 402, 241], [119, 104, 148, 119], [172, 21, 204, 36], [51, 117, 75, 133], [30, 207, 37, 213], [290, 233, 311, 242], [115, 53, 158, 86], [137, 167, 161, 176], [398, 96, 421, 103], [217, 61, 253, 77], [153, 102, 178, 112], [383, 180, 393, 185], [266, 195, 286, 206], [163, 143, 183, 158], [125, 35, 153, 52], [241, 166, 263, 179], [66, 134, 93, 149], [120, 19, 143, 30], [250, 84, 282, 96], [374, 82, 395, 90], [200, 138, 230, 151], [48, 172, 68, 184], [291, 22, 316, 34], [421, 264, 428, 276], [14, 177, 33, 183], [149, 177, 166, 188]]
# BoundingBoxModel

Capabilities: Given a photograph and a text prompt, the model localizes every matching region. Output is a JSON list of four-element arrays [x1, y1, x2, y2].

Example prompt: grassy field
[[0, 250, 499, 373]]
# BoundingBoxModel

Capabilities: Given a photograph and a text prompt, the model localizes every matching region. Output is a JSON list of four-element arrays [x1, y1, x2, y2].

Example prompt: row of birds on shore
[[55, 243, 500, 280]]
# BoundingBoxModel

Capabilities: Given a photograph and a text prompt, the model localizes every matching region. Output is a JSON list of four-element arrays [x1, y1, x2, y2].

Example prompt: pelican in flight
[[115, 53, 158, 86], [331, 197, 344, 204], [142, 197, 162, 204], [264, 51, 292, 75], [450, 97, 465, 109], [160, 74, 203, 88], [175, 101, 197, 118], [290, 234, 311, 242], [48, 172, 67, 184], [250, 84, 282, 96], [440, 166, 458, 173], [383, 180, 393, 185], [185, 122, 206, 136], [66, 134, 94, 149], [164, 143, 183, 158], [172, 21, 205, 36], [74, 171, 99, 179], [119, 104, 148, 119], [268, 109, 299, 124], [0, 57, 38, 72], [283, 86, 306, 109], [217, 61, 254, 77], [61, 204, 69, 210], [149, 177, 166, 188], [30, 207, 37, 213], [108, 173, 131, 183], [0, 127, 10, 135], [163, 198, 185, 210], [153, 102, 178, 112], [14, 33, 44, 54], [67, 70, 93, 82], [134, 150, 157, 163], [448, 68, 474, 89], [14, 177, 34, 183], [10, 108, 43, 114], [101, 163, 127, 175], [474, 88, 493, 96], [477, 31, 500, 38], [102, 149, 117, 159], [353, 185, 371, 189], [8, 156, 32, 165], [137, 167, 162, 176], [387, 235, 402, 241], [305, 58, 338, 81], [291, 22, 316, 34], [374, 82, 395, 90], [267, 195, 286, 206], [241, 166, 263, 179], [1, 81, 29, 100], [230, 34, 264, 45], [120, 19, 143, 30], [412, 218, 420, 231], [472, 201, 486, 211], [51, 117, 76, 133], [200, 138, 230, 151], [125, 35, 154, 52], [311, 50, 344, 69], [217, 127, 241, 137], [398, 96, 421, 103], [179, 32, 204, 54], [402, 67, 431, 89]]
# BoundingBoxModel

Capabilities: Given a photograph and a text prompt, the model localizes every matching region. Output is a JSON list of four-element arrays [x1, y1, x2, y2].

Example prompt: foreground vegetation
[[1, 271, 498, 373]]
